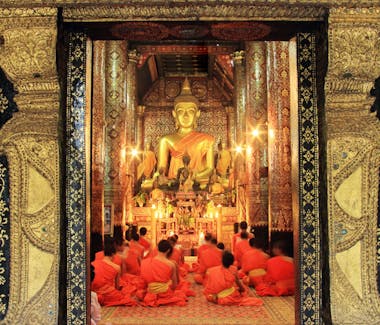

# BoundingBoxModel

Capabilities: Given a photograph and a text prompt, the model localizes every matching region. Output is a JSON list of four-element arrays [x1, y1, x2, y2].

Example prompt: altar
[[132, 189, 238, 252]]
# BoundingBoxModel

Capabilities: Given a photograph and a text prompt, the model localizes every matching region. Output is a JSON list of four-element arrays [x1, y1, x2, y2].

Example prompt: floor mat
[[98, 273, 294, 325]]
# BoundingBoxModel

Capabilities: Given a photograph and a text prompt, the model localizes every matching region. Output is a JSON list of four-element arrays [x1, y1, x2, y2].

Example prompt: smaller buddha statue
[[209, 170, 224, 195], [157, 77, 215, 189], [216, 141, 231, 178], [137, 141, 157, 183]]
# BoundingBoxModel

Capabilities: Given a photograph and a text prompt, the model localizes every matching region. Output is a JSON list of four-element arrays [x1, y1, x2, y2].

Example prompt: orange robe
[[240, 249, 269, 286], [167, 131, 214, 179], [170, 247, 190, 277], [194, 247, 222, 284], [124, 241, 144, 275], [232, 232, 253, 254], [91, 259, 136, 306], [138, 237, 152, 258], [191, 243, 210, 272], [203, 265, 263, 306], [140, 257, 188, 307], [234, 239, 251, 268], [255, 256, 295, 296]]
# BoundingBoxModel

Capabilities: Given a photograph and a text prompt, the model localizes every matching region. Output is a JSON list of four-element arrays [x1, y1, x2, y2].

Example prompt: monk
[[125, 232, 144, 275], [91, 237, 137, 306], [138, 227, 151, 258], [139, 239, 189, 307], [240, 238, 270, 287], [191, 233, 212, 272], [194, 238, 222, 285], [234, 231, 251, 268], [232, 221, 253, 254], [203, 251, 263, 306], [255, 240, 295, 296], [157, 77, 215, 186]]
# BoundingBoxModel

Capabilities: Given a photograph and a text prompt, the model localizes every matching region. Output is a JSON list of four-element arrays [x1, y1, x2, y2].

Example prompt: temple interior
[[88, 22, 300, 257], [1, 3, 379, 324]]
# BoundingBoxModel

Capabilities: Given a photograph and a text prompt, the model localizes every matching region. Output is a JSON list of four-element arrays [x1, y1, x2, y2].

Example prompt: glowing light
[[251, 129, 259, 137], [120, 148, 126, 160], [246, 146, 252, 155], [131, 148, 139, 157], [199, 231, 205, 245], [235, 145, 243, 154], [169, 230, 174, 236], [152, 204, 156, 210], [269, 128, 275, 139]]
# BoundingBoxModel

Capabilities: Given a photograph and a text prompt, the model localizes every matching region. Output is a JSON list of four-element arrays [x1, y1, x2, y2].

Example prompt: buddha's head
[[173, 77, 200, 130]]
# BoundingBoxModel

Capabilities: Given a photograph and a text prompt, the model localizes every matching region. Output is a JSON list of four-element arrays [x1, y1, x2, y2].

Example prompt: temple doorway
[[64, 20, 324, 324]]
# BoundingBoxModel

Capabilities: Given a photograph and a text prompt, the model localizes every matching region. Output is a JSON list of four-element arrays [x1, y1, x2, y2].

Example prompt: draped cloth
[[137, 150, 156, 180], [140, 258, 189, 306], [232, 232, 253, 254], [170, 247, 190, 277], [168, 131, 214, 179], [216, 149, 231, 176], [239, 249, 269, 286], [125, 241, 144, 275], [203, 265, 263, 306], [255, 256, 295, 296], [234, 240, 251, 268], [91, 259, 137, 306], [191, 243, 210, 272], [138, 237, 152, 258], [194, 247, 222, 285]]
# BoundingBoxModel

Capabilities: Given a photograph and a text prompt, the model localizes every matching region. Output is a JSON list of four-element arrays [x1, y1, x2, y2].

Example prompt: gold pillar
[[326, 8, 380, 324], [136, 105, 145, 149], [0, 8, 60, 324], [245, 42, 268, 226], [232, 51, 247, 220], [104, 41, 128, 227], [232, 50, 246, 146], [267, 42, 293, 232], [91, 41, 106, 235], [125, 49, 140, 226], [225, 105, 235, 149]]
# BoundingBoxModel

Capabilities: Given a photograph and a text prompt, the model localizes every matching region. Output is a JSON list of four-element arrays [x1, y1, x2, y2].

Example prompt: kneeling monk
[[91, 237, 137, 306], [203, 251, 263, 306], [255, 240, 295, 296], [140, 239, 189, 306]]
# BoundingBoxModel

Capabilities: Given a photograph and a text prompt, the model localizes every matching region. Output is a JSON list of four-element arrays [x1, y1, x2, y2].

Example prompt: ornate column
[[326, 7, 380, 324], [91, 41, 106, 252], [232, 50, 246, 146], [104, 41, 128, 228], [245, 42, 268, 229], [0, 8, 60, 324], [125, 49, 140, 226], [136, 105, 145, 149], [232, 51, 247, 220], [225, 105, 235, 148], [266, 42, 293, 238]]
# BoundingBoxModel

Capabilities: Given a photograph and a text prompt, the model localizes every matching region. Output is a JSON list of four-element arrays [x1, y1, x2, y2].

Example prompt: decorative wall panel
[[297, 33, 321, 325], [66, 32, 88, 325], [0, 155, 10, 320], [0, 69, 17, 129]]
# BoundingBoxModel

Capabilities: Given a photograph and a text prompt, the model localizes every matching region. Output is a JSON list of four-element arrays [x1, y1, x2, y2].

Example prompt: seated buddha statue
[[157, 77, 215, 189]]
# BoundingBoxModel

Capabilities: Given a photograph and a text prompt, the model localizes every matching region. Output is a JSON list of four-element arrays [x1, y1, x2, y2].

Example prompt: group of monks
[[90, 221, 295, 315]]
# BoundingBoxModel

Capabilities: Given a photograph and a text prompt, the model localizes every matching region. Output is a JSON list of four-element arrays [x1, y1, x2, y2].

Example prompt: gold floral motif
[[0, 88, 8, 114], [326, 7, 380, 324]]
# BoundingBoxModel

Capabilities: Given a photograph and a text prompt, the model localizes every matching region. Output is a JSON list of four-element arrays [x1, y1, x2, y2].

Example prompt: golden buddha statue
[[157, 78, 215, 188], [216, 141, 231, 177]]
